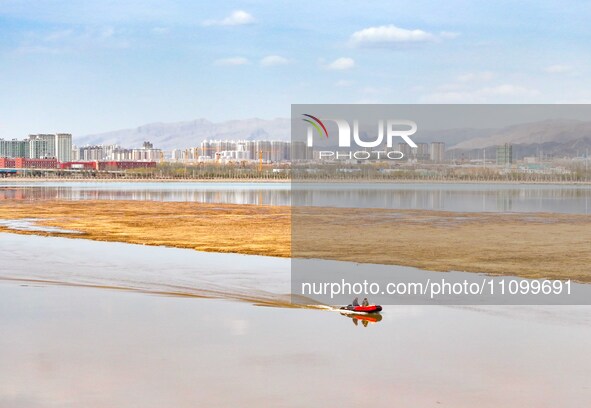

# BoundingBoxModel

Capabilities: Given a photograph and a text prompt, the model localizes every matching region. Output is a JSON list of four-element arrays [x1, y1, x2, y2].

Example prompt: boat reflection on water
[[340, 312, 383, 327]]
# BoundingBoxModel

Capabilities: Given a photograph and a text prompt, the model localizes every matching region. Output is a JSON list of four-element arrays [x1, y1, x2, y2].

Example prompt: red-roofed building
[[0, 158, 16, 168], [14, 158, 58, 169]]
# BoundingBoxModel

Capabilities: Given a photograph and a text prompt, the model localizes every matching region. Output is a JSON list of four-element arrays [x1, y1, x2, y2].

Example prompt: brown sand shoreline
[[0, 200, 589, 282]]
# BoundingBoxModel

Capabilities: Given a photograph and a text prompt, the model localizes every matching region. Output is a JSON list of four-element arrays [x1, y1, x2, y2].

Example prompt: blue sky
[[1, 0, 591, 137]]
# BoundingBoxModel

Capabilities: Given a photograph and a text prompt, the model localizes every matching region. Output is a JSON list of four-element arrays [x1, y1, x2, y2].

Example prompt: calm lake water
[[1, 181, 591, 213], [1, 234, 590, 407], [1, 181, 590, 407], [1, 281, 590, 408]]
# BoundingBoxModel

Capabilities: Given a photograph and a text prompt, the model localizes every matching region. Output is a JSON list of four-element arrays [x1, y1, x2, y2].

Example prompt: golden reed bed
[[0, 200, 589, 282]]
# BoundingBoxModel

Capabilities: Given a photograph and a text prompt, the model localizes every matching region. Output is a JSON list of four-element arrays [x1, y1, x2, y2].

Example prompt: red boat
[[340, 305, 383, 313]]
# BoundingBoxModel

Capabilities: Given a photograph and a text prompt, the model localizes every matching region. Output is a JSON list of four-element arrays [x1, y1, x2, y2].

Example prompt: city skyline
[[1, 132, 450, 164]]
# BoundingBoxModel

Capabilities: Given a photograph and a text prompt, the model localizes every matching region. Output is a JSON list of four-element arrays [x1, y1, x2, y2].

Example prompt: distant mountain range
[[77, 118, 291, 150], [78, 117, 591, 159], [450, 119, 591, 149], [446, 119, 591, 159]]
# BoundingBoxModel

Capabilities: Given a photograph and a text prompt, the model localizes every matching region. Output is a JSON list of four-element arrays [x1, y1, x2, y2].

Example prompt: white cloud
[[260, 55, 289, 67], [326, 57, 355, 70], [350, 25, 457, 48], [214, 57, 249, 66], [544, 64, 572, 74], [203, 10, 254, 26]]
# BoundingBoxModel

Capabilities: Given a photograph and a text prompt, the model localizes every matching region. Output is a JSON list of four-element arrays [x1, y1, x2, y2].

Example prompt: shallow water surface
[[0, 233, 290, 304], [0, 219, 81, 234], [2, 181, 591, 213], [1, 180, 590, 407], [1, 282, 590, 408]]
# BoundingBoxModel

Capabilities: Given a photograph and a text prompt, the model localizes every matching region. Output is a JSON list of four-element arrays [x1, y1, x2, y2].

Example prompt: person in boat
[[362, 297, 369, 307], [352, 297, 359, 307]]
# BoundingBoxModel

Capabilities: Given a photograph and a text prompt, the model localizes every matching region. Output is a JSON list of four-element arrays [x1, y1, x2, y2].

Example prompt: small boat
[[340, 304, 383, 313]]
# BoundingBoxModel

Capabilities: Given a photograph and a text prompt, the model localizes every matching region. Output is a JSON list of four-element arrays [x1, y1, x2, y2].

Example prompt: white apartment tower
[[28, 133, 72, 161], [56, 133, 73, 162], [430, 142, 446, 163]]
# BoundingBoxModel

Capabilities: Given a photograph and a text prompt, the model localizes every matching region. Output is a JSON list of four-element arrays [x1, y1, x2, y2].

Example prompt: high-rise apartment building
[[55, 133, 73, 162], [79, 145, 105, 161], [430, 142, 446, 162], [71, 145, 80, 161], [397, 143, 414, 160], [496, 143, 513, 166], [416, 143, 431, 161], [27, 133, 72, 161], [270, 141, 290, 162], [28, 138, 49, 159], [28, 134, 55, 158], [255, 140, 272, 162], [0, 139, 28, 158]]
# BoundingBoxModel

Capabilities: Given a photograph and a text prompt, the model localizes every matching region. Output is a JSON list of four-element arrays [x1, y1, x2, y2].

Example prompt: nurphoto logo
[[302, 114, 418, 160]]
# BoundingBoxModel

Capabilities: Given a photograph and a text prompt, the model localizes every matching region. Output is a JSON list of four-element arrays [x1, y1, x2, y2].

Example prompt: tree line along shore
[[1, 160, 590, 182]]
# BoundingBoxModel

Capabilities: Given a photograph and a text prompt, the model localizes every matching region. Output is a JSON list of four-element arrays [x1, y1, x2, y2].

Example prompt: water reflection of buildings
[[0, 187, 60, 201], [494, 191, 513, 212], [292, 186, 591, 214], [0, 186, 292, 206], [1, 185, 589, 214]]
